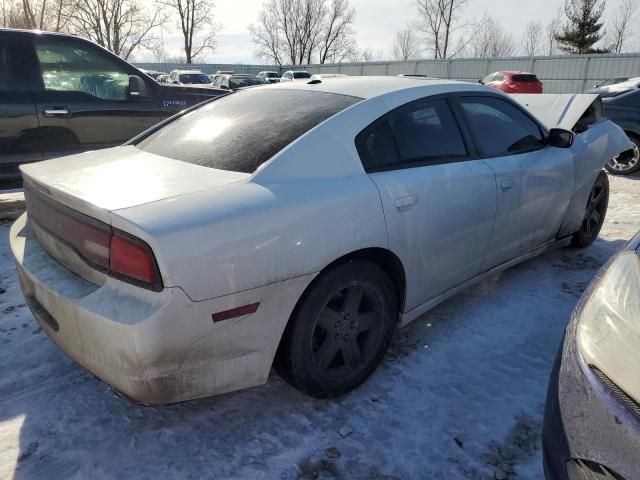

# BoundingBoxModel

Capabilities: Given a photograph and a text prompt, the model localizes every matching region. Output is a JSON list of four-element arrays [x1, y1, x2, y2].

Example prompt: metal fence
[[135, 52, 640, 93]]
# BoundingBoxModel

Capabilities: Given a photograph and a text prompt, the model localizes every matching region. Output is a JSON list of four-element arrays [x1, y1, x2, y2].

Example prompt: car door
[[358, 96, 497, 311], [0, 36, 41, 187], [25, 36, 164, 159], [454, 94, 574, 269]]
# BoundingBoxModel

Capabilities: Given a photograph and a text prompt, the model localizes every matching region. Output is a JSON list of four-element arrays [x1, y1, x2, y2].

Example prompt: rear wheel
[[605, 134, 640, 175], [571, 171, 609, 248], [275, 260, 397, 398]]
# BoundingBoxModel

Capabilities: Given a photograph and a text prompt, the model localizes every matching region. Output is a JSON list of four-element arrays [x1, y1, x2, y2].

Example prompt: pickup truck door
[[0, 36, 41, 187], [24, 35, 164, 159]]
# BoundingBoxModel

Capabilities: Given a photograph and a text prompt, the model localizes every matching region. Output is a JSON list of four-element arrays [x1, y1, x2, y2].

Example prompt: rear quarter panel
[[110, 175, 388, 301]]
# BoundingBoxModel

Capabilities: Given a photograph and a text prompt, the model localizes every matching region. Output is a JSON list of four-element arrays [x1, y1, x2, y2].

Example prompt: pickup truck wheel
[[275, 260, 397, 398], [571, 171, 609, 248], [605, 134, 640, 175]]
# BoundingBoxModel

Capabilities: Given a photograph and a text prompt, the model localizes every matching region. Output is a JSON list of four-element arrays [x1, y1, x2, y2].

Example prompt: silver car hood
[[512, 93, 601, 131], [20, 145, 249, 223]]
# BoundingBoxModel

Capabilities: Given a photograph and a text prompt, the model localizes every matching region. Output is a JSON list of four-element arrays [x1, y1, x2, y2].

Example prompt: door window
[[0, 39, 15, 92], [357, 99, 468, 171], [459, 96, 546, 157], [34, 39, 131, 101]]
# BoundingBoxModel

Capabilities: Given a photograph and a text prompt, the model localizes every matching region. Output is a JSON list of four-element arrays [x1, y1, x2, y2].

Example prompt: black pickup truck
[[0, 29, 228, 188]]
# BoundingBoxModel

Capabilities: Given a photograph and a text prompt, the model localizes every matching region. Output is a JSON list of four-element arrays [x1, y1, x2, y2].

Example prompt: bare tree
[[249, 0, 356, 65], [160, 0, 220, 63], [413, 0, 470, 59], [521, 21, 543, 56], [2, 0, 69, 30], [318, 0, 356, 63], [606, 0, 638, 53], [64, 0, 164, 60], [471, 14, 516, 58], [545, 10, 563, 55], [392, 29, 420, 60]]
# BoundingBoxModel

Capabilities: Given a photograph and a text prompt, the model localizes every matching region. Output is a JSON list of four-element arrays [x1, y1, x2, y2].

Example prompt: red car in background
[[479, 71, 544, 94]]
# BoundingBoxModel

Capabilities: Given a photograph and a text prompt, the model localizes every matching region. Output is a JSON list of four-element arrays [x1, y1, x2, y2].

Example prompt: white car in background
[[10, 77, 632, 404], [257, 71, 281, 83], [280, 70, 312, 82]]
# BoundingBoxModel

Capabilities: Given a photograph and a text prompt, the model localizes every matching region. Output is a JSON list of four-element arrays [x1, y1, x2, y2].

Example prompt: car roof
[[177, 70, 205, 74], [265, 76, 481, 99]]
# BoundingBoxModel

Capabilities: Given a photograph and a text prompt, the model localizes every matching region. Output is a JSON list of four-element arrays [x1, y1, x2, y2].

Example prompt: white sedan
[[10, 77, 632, 404]]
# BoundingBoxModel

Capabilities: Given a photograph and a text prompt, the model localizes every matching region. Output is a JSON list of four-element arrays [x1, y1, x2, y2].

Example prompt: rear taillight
[[25, 182, 163, 291], [109, 231, 161, 290]]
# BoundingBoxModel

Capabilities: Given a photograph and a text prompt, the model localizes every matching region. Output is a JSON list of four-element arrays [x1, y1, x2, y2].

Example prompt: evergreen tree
[[555, 0, 607, 54]]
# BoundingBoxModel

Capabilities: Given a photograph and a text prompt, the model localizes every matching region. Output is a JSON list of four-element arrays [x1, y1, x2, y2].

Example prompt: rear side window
[[357, 99, 467, 171], [294, 72, 311, 79], [512, 74, 539, 82], [459, 96, 545, 157], [0, 39, 14, 91], [136, 89, 361, 173]]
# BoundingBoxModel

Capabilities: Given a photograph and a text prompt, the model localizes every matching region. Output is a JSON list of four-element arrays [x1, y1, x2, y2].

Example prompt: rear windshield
[[293, 72, 311, 79], [135, 89, 361, 173], [180, 73, 210, 84], [266, 72, 279, 78], [512, 74, 539, 82]]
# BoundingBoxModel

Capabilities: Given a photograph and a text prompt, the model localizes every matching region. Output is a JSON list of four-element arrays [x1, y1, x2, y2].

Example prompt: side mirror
[[548, 128, 574, 148], [219, 84, 230, 90], [128, 75, 148, 98]]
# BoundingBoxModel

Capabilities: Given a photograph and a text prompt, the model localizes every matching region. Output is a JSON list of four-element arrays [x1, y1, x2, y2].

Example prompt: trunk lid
[[20, 145, 249, 223]]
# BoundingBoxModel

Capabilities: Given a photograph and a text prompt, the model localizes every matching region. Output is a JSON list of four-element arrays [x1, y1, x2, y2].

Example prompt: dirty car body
[[10, 77, 632, 404]]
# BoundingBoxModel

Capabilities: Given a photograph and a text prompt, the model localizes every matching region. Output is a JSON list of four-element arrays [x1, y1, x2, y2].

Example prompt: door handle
[[501, 179, 514, 191], [395, 194, 418, 211], [43, 107, 70, 118]]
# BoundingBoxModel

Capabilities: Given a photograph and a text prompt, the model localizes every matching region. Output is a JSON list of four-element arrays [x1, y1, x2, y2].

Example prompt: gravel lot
[[0, 173, 639, 480]]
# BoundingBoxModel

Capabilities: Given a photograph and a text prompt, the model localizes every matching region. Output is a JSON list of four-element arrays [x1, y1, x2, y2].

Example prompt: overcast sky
[[148, 0, 632, 64]]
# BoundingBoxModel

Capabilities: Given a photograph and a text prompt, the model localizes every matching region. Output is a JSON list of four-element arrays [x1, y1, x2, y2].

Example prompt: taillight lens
[[110, 231, 161, 290], [25, 182, 162, 292]]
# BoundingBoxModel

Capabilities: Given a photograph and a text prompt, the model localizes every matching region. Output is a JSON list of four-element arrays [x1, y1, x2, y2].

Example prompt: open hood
[[512, 94, 601, 131]]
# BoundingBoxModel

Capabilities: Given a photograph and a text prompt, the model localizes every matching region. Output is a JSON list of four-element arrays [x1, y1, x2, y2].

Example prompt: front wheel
[[605, 134, 640, 175], [571, 171, 609, 248], [275, 260, 398, 398]]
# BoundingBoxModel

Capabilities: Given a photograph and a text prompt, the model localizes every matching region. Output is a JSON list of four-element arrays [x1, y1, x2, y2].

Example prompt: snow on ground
[[0, 174, 639, 480]]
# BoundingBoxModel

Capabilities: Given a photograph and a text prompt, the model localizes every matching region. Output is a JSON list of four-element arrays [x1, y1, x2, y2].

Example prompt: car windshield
[[135, 89, 361, 173], [180, 74, 210, 84], [293, 72, 311, 79], [229, 77, 267, 88]]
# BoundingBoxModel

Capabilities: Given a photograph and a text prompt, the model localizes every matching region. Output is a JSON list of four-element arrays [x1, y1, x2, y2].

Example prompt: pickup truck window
[[34, 39, 130, 101], [0, 39, 14, 91]]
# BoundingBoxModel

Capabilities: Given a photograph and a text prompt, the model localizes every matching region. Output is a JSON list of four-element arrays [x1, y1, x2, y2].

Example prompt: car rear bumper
[[543, 325, 640, 480], [10, 213, 314, 404]]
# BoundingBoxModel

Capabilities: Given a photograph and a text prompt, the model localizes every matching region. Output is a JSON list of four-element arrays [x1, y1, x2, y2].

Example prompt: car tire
[[571, 171, 609, 248], [605, 133, 640, 175], [275, 260, 398, 398]]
